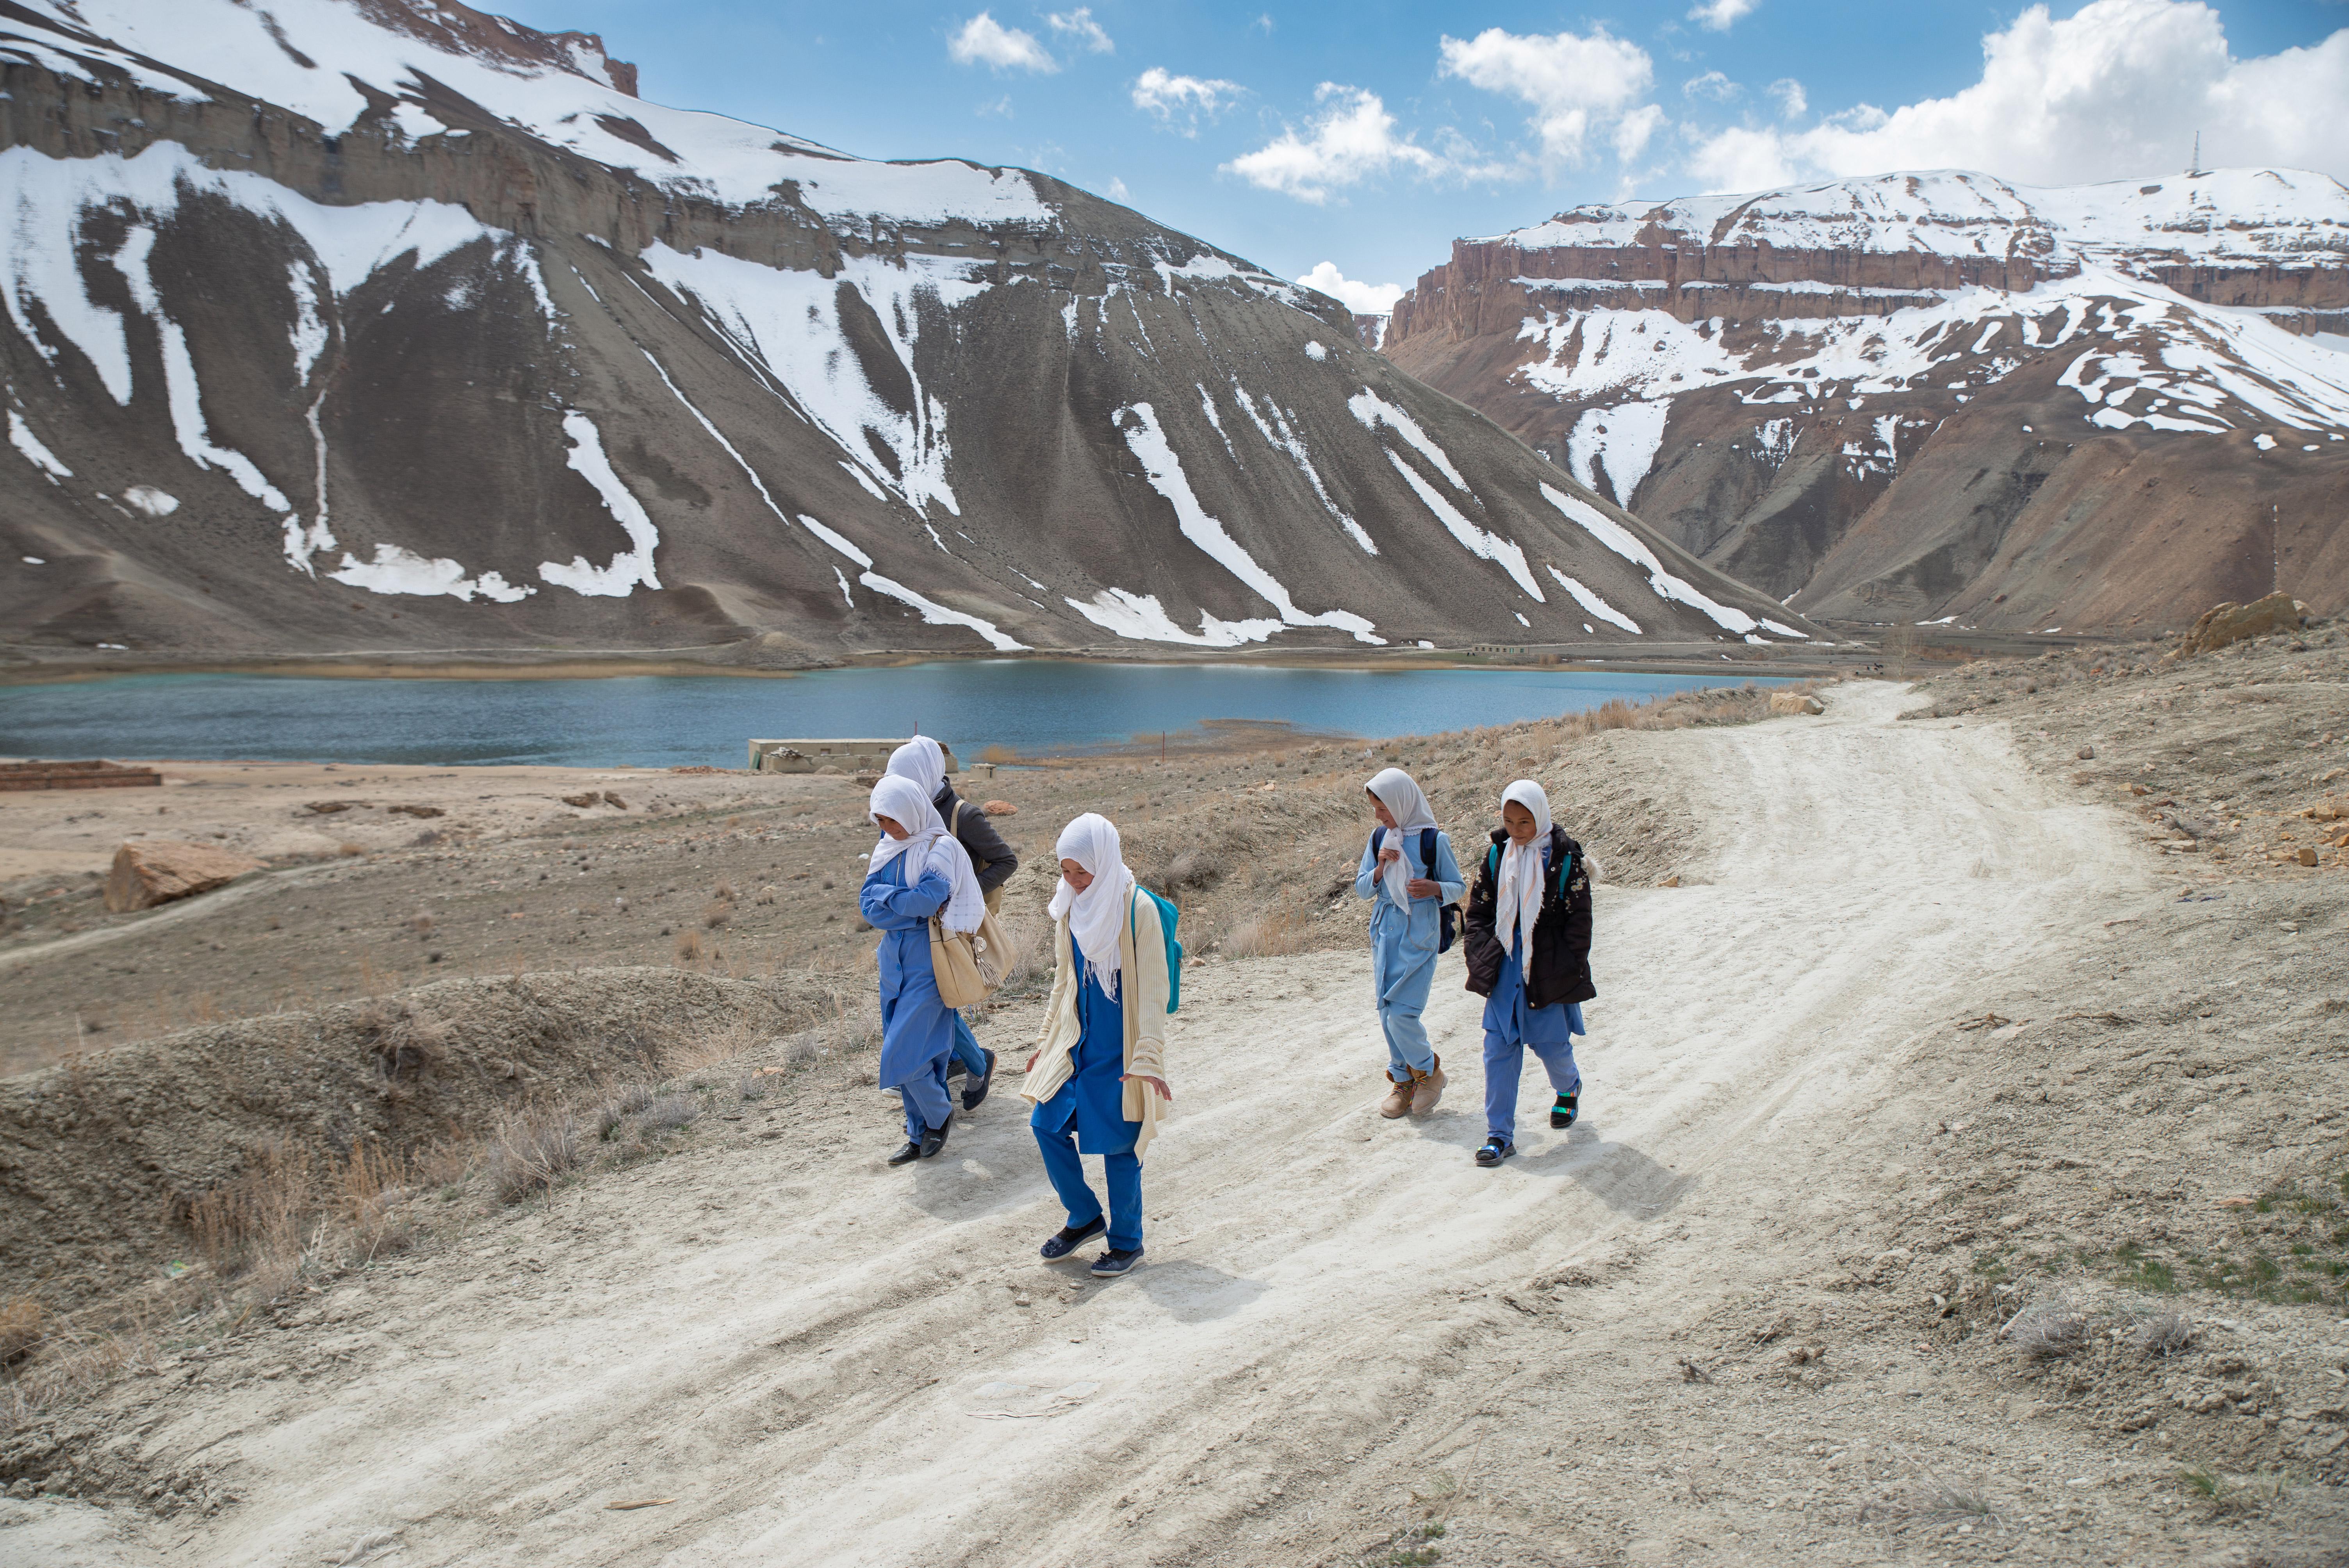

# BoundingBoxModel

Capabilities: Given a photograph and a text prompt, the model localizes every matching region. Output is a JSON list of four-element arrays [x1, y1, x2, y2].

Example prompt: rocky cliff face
[[1383, 170, 2349, 632], [0, 0, 1811, 662]]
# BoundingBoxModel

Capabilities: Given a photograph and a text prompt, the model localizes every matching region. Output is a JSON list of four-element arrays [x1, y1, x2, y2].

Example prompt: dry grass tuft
[[2136, 1310, 2195, 1360], [0, 1295, 46, 1367], [1221, 909, 1312, 959], [674, 928, 704, 963], [702, 902, 732, 930], [487, 1110, 583, 1203], [2004, 1293, 2089, 1361]]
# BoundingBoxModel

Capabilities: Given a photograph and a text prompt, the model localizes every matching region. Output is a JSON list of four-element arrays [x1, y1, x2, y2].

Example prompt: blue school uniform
[[859, 852, 958, 1139], [1030, 933, 1143, 1250], [1355, 828, 1465, 1080], [1481, 841, 1586, 1140]]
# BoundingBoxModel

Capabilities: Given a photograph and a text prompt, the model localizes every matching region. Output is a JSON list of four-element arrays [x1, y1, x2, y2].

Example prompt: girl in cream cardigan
[[1020, 813, 1172, 1278]]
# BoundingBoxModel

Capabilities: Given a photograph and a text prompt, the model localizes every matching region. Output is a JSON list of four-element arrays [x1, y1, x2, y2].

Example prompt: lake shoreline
[[0, 637, 1861, 687]]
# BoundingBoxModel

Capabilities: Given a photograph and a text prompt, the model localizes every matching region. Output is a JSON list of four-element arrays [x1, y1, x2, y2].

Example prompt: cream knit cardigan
[[1019, 888, 1171, 1155]]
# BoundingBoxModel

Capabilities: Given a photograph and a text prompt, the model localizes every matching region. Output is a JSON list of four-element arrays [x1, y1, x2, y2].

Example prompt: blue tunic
[[859, 852, 956, 1133], [1031, 931, 1139, 1156]]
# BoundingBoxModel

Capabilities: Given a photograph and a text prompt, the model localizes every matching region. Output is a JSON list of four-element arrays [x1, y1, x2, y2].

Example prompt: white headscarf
[[1365, 766, 1436, 906], [1495, 778, 1552, 958], [885, 735, 947, 804], [867, 775, 985, 933], [1046, 812, 1135, 1000]]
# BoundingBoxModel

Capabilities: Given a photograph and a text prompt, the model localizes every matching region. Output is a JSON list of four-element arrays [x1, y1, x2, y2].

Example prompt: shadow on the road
[[901, 1102, 1060, 1226], [1412, 1105, 1693, 1217], [1127, 1258, 1268, 1322]]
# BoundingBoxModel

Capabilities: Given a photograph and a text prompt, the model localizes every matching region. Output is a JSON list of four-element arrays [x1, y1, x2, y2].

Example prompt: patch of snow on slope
[[642, 243, 982, 517], [1346, 388, 1468, 489], [1564, 400, 1670, 506], [1539, 483, 1758, 634], [1115, 401, 1383, 643], [7, 409, 70, 480], [792, 510, 1023, 650], [1760, 618, 1809, 639], [1064, 587, 1283, 648], [1196, 384, 1238, 462], [1384, 451, 1544, 602], [1544, 566, 1639, 633], [540, 412, 661, 596], [114, 225, 294, 517], [1230, 382, 1376, 554], [328, 543, 532, 602], [122, 486, 177, 517]]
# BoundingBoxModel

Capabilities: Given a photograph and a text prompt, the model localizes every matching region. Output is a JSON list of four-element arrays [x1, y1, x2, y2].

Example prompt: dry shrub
[[2, 1320, 152, 1434], [408, 911, 435, 936], [487, 1110, 582, 1203], [638, 1094, 701, 1135], [0, 1296, 45, 1367], [2137, 1310, 2195, 1359], [674, 928, 704, 963], [184, 1136, 422, 1289], [702, 902, 732, 930], [2005, 1294, 2089, 1361], [713, 881, 737, 902], [186, 1140, 314, 1280], [1223, 909, 1310, 959]]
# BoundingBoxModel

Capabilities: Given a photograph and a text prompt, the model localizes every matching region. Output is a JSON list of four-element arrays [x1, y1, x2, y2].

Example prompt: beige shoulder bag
[[929, 804, 1022, 1008]]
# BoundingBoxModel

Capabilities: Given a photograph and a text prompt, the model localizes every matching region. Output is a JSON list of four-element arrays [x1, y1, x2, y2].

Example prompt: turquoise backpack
[[1128, 886, 1183, 1012]]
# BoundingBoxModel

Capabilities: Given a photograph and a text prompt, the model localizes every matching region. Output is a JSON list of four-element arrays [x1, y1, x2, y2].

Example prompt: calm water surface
[[0, 663, 1788, 768]]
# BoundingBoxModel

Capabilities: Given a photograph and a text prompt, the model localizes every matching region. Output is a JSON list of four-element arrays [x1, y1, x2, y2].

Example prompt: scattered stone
[[983, 799, 1018, 816], [1768, 691, 1826, 716], [1659, 874, 1681, 887], [561, 793, 600, 808], [602, 791, 628, 809], [387, 804, 444, 818], [2296, 846, 2318, 866], [103, 839, 265, 911], [305, 800, 352, 814], [2077, 744, 2096, 759]]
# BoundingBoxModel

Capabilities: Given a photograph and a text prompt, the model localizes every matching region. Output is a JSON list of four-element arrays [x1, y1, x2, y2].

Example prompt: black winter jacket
[[936, 785, 1019, 896], [1461, 825, 1596, 1008]]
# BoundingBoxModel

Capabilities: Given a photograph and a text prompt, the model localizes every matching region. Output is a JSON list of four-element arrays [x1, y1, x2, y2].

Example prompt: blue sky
[[499, 0, 2349, 309]]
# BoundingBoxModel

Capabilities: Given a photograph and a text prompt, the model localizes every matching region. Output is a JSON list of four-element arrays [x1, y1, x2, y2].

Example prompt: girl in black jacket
[[1460, 779, 1595, 1165]]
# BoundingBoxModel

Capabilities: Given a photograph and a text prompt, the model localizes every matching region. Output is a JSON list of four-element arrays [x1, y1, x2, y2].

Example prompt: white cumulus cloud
[[1683, 69, 1738, 102], [1767, 77, 1807, 119], [1436, 26, 1655, 168], [1047, 7, 1114, 54], [1296, 262, 1405, 316], [1132, 66, 1243, 134], [1223, 84, 1449, 202], [1690, 0, 1762, 30], [1688, 0, 2349, 192], [949, 12, 1057, 73]]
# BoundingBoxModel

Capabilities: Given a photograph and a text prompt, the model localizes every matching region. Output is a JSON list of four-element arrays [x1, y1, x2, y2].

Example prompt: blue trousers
[[950, 1011, 988, 1077], [1378, 968, 1437, 1078], [1034, 1122, 1143, 1252], [881, 991, 953, 1139], [1483, 1031, 1581, 1140]]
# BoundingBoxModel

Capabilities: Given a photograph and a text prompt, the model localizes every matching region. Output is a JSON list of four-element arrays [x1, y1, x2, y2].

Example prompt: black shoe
[[946, 1056, 968, 1080], [918, 1115, 952, 1159], [1475, 1135, 1515, 1167], [962, 1048, 997, 1112], [1551, 1092, 1578, 1130], [1040, 1217, 1106, 1259], [887, 1138, 923, 1166], [1091, 1246, 1144, 1277]]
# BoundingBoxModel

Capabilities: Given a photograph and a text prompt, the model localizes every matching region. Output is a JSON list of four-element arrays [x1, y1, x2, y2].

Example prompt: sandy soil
[[6, 674, 2345, 1566]]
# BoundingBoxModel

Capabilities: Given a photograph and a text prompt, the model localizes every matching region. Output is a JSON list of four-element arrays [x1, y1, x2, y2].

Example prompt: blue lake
[[0, 663, 1789, 768]]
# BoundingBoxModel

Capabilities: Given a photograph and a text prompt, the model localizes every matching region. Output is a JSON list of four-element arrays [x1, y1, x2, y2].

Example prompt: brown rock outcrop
[[2176, 594, 2312, 655], [103, 840, 266, 912]]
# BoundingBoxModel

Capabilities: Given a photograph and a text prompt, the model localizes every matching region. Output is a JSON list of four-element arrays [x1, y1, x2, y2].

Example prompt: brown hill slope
[[0, 0, 1811, 663]]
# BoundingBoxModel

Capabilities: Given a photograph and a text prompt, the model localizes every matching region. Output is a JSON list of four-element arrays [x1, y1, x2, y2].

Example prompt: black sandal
[[1475, 1135, 1515, 1167], [1040, 1217, 1106, 1259], [1551, 1092, 1578, 1130]]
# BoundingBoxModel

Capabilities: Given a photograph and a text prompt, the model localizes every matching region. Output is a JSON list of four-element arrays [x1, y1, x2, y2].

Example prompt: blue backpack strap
[[1371, 825, 1387, 859], [1419, 827, 1438, 876]]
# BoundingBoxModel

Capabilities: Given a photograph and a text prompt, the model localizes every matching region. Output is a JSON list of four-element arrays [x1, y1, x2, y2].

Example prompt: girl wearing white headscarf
[[1460, 779, 1597, 1166], [1019, 813, 1171, 1278], [1354, 766, 1464, 1118], [886, 735, 1021, 1111], [860, 775, 986, 1165]]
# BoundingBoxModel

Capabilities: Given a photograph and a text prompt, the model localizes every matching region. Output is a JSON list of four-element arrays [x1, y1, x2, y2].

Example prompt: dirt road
[[14, 683, 2347, 1566]]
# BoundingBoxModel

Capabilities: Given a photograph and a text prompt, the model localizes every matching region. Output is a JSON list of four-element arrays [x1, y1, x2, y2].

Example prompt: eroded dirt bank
[[3, 675, 2346, 1567]]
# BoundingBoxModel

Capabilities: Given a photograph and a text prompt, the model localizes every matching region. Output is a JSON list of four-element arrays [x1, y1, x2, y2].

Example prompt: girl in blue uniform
[[1355, 767, 1463, 1118], [859, 775, 986, 1166], [1020, 814, 1173, 1278], [1460, 779, 1597, 1167]]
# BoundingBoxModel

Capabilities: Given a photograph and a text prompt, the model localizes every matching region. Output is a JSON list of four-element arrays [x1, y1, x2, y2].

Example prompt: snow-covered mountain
[[1380, 169, 2349, 631], [0, 0, 1808, 661]]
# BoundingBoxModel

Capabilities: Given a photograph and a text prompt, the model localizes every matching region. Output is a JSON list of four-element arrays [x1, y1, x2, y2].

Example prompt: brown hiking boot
[[1411, 1057, 1446, 1116], [1379, 1073, 1415, 1119]]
